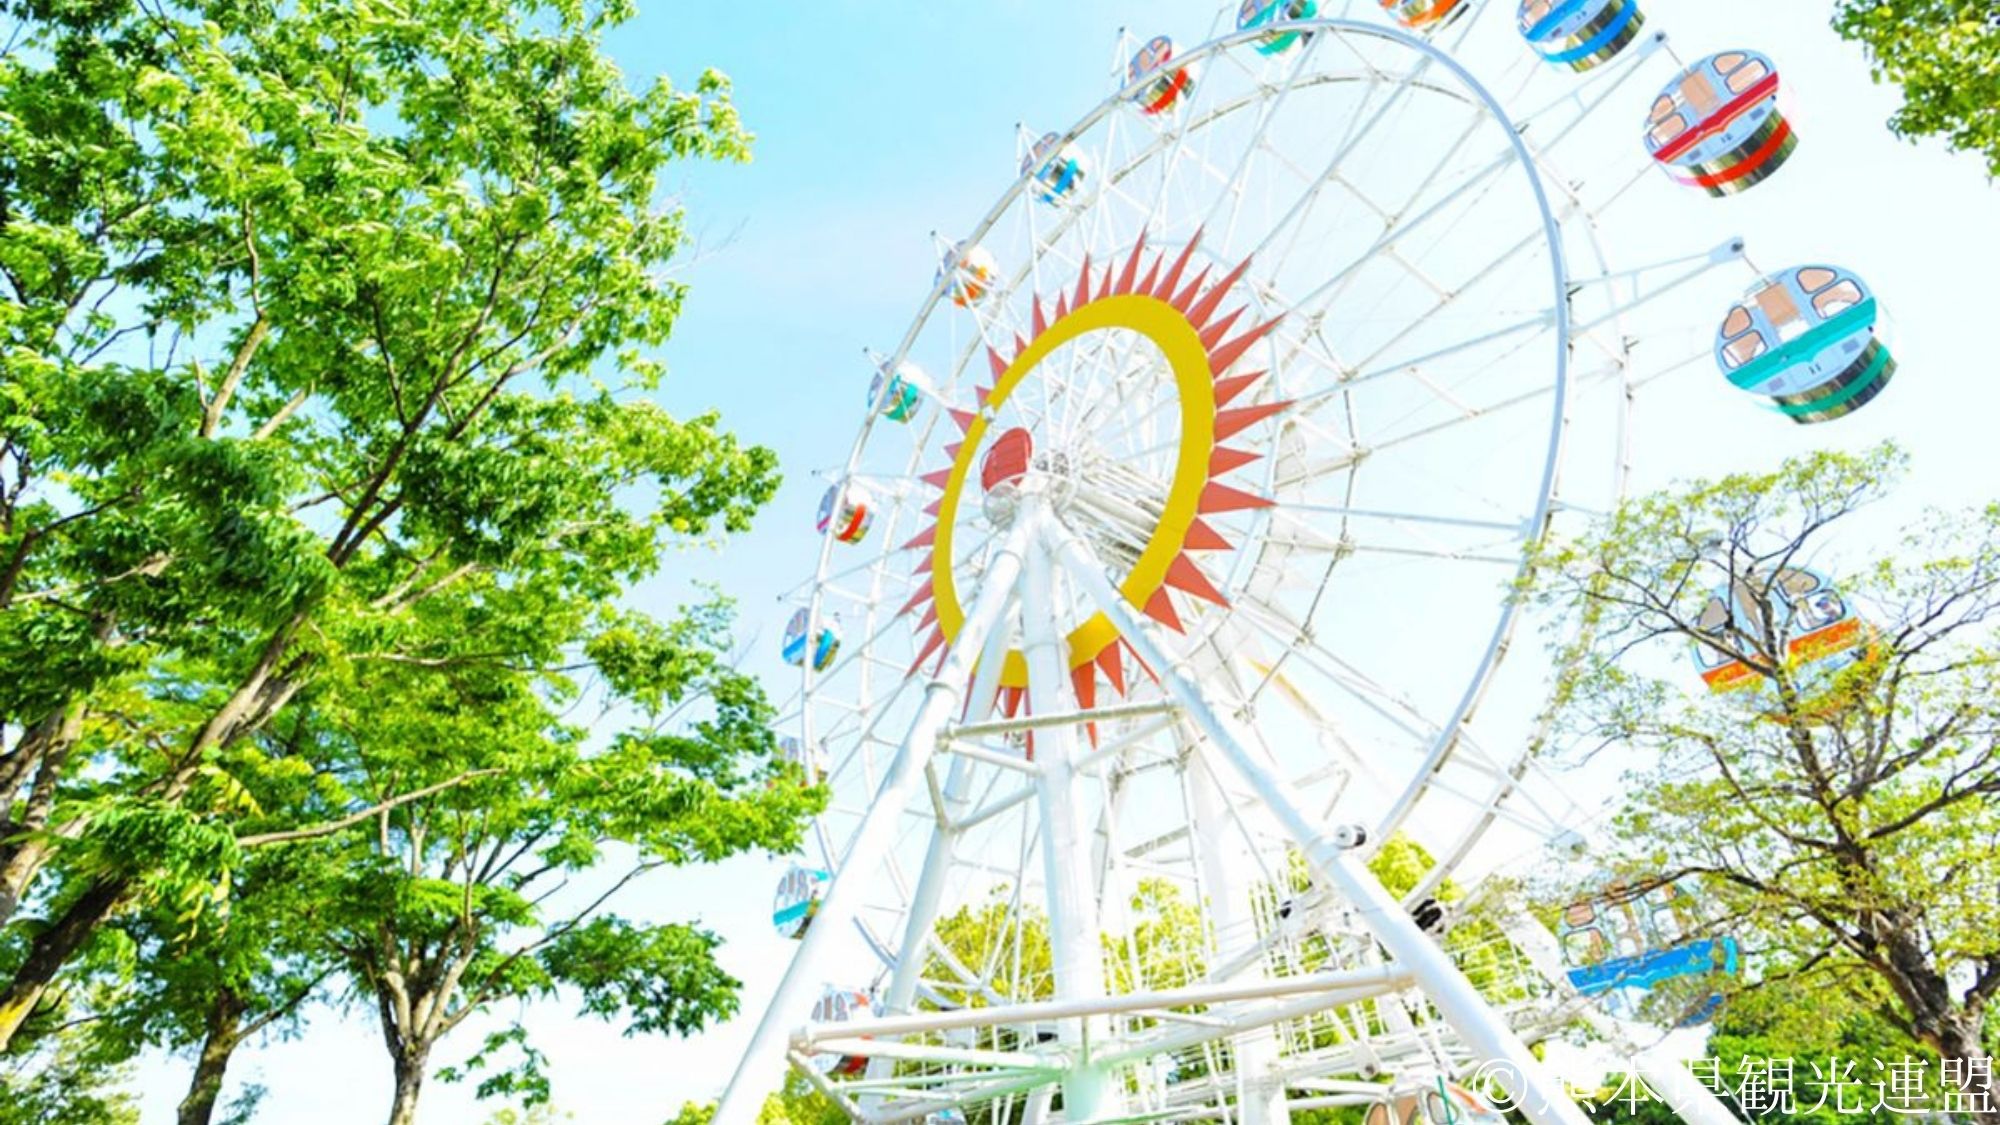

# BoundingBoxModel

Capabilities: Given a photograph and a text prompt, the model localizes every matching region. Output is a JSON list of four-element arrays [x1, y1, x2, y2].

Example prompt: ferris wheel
[[717, 3, 1894, 1123]]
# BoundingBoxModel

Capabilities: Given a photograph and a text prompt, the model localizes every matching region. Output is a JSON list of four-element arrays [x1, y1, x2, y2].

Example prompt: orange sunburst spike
[[1165, 553, 1229, 608], [921, 467, 953, 489], [1198, 308, 1246, 350], [1115, 231, 1148, 294], [909, 627, 947, 676], [1075, 255, 1094, 309], [1209, 316, 1286, 375], [1071, 663, 1100, 748], [1095, 260, 1116, 302], [1215, 401, 1291, 441], [1072, 662, 1097, 710], [949, 408, 978, 433], [1136, 254, 1163, 299], [1186, 257, 1254, 328], [988, 346, 1010, 382], [945, 441, 963, 459], [1157, 231, 1203, 300], [923, 496, 943, 516], [1056, 291, 1071, 320], [917, 601, 939, 632], [1183, 517, 1232, 549], [1143, 587, 1186, 633], [898, 583, 935, 616], [1170, 266, 1212, 314], [1208, 446, 1262, 475], [1013, 332, 1030, 359], [974, 384, 992, 406], [1098, 642, 1126, 696], [1200, 480, 1276, 513], [1213, 371, 1265, 407], [1128, 639, 1159, 684], [902, 524, 939, 550], [1032, 296, 1049, 337]]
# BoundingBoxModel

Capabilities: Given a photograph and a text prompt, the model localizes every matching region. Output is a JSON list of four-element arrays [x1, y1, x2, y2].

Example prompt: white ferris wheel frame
[[722, 11, 1748, 1125]]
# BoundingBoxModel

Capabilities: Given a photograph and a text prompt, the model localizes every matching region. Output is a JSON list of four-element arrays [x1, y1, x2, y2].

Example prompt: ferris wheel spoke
[[1203, 33, 1329, 246], [1281, 501, 1528, 536]]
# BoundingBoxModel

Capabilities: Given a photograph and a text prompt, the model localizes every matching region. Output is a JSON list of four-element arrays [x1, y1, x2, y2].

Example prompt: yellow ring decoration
[[931, 293, 1217, 687]]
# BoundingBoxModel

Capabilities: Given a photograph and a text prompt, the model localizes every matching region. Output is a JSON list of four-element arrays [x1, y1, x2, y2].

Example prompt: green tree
[[322, 593, 816, 1125], [83, 845, 337, 1125], [663, 1073, 844, 1125], [1533, 445, 2000, 1121], [1583, 984, 1932, 1123], [1834, 1, 2000, 177], [0, 988, 139, 1125], [0, 0, 774, 1066]]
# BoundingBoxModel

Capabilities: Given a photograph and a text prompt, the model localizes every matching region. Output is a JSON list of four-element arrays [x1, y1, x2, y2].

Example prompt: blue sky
[[130, 1, 2000, 1121]]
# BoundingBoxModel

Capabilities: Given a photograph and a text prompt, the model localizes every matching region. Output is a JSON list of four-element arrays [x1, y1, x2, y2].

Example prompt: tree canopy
[[0, 0, 804, 1118], [1834, 0, 2000, 176], [1533, 444, 2000, 1120]]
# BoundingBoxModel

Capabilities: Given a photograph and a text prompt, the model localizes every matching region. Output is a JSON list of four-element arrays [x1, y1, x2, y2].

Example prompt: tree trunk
[[0, 876, 128, 1051], [387, 1048, 431, 1125], [177, 987, 246, 1125], [0, 700, 85, 925], [1936, 1011, 1999, 1125]]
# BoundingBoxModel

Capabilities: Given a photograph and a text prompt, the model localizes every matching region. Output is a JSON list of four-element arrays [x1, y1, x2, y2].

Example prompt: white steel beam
[[1046, 517, 1592, 1125], [714, 517, 1037, 1125]]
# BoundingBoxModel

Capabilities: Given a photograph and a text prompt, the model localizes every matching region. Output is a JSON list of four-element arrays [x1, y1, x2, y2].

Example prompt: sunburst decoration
[[894, 229, 1290, 722]]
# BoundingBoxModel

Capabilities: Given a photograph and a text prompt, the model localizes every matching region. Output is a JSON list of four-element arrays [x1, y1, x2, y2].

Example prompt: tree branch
[[236, 770, 500, 847]]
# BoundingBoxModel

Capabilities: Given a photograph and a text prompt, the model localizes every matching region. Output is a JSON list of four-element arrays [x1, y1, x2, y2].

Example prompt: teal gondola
[[1237, 0, 1318, 55], [1715, 265, 1894, 424]]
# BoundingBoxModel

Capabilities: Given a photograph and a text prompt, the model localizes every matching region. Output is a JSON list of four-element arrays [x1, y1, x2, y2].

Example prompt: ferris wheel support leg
[[1044, 521, 1591, 1125], [1186, 741, 1291, 1125], [1498, 918, 1741, 1125], [1020, 511, 1121, 1121], [713, 519, 1038, 1125], [863, 592, 1021, 1098]]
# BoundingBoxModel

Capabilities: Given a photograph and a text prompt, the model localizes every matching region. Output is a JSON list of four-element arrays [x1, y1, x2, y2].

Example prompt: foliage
[[315, 588, 818, 1120], [1834, 0, 2000, 177], [0, 990, 140, 1125], [661, 1073, 843, 1125], [1532, 444, 2000, 1119], [1583, 987, 1934, 1123], [0, 0, 790, 1116]]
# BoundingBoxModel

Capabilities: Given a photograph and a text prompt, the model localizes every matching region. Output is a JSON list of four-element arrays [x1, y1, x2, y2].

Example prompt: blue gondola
[[1558, 878, 1739, 1025], [1518, 0, 1644, 71], [1022, 132, 1089, 203], [1715, 265, 1895, 424], [782, 607, 840, 672]]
